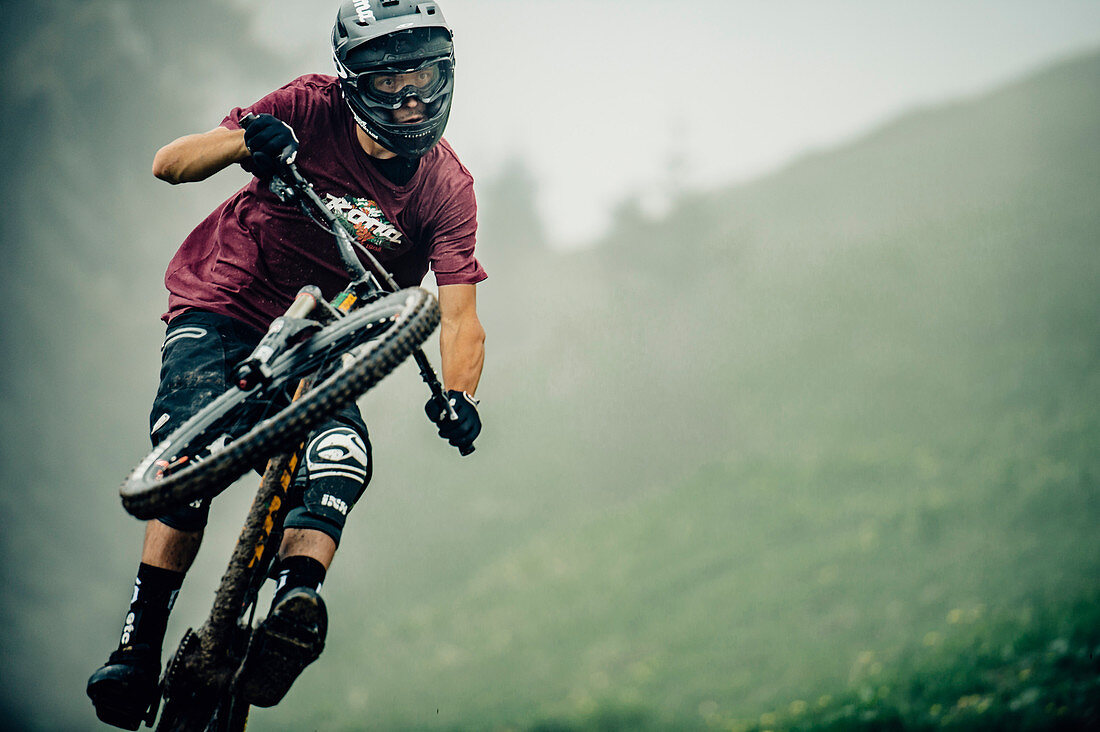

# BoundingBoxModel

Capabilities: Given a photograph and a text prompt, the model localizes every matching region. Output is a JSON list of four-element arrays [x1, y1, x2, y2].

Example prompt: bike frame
[[150, 285, 365, 730], [148, 134, 472, 729]]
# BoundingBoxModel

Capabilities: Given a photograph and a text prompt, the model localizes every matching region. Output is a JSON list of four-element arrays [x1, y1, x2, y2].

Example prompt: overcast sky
[[234, 0, 1100, 246]]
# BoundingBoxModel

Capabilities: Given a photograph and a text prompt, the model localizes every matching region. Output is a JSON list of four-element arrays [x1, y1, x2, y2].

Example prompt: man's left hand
[[425, 390, 481, 448]]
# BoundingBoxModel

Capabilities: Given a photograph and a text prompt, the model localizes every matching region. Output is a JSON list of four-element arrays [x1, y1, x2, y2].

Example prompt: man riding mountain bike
[[87, 1, 486, 728]]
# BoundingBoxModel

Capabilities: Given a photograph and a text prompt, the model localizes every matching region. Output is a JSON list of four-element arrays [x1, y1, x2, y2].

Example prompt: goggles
[[349, 58, 451, 108]]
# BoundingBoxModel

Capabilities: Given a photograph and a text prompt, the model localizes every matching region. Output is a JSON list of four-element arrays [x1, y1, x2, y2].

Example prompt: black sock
[[118, 563, 184, 653], [273, 555, 326, 606]]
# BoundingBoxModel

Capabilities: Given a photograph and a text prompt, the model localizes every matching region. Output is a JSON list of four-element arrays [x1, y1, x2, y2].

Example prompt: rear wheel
[[121, 287, 438, 519]]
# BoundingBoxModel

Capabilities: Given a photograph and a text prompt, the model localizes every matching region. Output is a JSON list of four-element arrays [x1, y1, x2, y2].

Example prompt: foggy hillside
[[1, 2, 1098, 727], [287, 50, 1099, 729]]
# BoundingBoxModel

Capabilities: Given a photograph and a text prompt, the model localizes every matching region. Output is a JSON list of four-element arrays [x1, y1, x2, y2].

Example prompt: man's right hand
[[243, 113, 299, 178], [425, 390, 481, 450]]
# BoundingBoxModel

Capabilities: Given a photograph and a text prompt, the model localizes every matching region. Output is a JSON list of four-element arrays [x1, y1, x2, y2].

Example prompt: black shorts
[[150, 311, 371, 536]]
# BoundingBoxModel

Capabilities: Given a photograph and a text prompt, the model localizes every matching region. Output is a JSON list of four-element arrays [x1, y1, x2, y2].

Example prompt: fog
[[1, 2, 1098, 730]]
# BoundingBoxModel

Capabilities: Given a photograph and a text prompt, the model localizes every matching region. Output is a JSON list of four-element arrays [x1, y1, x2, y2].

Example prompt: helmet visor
[[352, 58, 451, 108]]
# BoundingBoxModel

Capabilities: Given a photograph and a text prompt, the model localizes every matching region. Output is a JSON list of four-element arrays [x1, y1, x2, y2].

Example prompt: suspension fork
[[234, 286, 332, 391]]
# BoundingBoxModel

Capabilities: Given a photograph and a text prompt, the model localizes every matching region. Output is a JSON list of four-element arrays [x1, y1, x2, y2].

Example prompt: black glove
[[242, 113, 299, 178], [425, 390, 481, 448]]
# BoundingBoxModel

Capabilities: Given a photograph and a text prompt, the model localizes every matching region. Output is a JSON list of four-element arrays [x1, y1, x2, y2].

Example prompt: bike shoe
[[238, 586, 327, 708], [86, 644, 160, 730]]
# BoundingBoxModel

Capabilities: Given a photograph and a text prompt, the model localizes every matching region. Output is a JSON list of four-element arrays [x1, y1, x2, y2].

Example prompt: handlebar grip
[[458, 443, 475, 457]]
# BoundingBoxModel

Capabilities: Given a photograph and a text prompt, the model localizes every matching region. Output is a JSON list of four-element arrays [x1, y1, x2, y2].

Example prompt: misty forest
[[2, 3, 1098, 731]]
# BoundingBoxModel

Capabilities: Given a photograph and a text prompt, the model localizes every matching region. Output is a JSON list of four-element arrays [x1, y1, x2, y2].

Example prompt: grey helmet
[[332, 0, 455, 159]]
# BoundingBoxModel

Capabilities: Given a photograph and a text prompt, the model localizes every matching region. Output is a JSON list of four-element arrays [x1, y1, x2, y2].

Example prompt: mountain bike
[[117, 114, 472, 730]]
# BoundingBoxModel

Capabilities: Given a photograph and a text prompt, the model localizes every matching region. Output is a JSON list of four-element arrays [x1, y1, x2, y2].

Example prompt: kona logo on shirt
[[323, 193, 405, 253]]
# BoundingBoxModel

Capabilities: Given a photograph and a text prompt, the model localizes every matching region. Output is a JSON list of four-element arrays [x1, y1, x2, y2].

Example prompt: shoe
[[87, 644, 160, 730], [238, 587, 327, 708]]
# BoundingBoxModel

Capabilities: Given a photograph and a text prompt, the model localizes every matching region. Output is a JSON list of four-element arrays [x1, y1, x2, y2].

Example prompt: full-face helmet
[[332, 0, 455, 159]]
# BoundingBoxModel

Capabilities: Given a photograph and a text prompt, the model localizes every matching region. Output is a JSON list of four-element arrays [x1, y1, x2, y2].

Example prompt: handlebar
[[239, 113, 475, 456]]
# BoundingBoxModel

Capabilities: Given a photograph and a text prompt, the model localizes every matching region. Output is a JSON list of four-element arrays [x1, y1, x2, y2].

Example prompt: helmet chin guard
[[332, 1, 455, 159]]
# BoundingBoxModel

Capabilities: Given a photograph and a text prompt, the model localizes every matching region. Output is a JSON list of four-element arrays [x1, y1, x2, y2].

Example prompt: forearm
[[152, 126, 249, 184], [439, 314, 485, 395]]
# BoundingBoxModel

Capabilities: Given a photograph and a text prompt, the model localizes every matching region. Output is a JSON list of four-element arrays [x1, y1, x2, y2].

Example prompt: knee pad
[[284, 426, 371, 547]]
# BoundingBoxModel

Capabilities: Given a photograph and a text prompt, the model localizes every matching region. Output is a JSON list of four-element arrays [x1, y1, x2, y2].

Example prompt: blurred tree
[[476, 156, 548, 259]]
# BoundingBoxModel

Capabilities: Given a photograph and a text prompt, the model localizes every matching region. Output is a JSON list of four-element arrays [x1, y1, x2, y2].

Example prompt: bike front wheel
[[120, 287, 439, 519]]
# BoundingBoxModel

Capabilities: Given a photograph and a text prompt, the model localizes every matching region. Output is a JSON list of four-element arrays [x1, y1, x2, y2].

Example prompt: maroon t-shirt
[[163, 74, 485, 332]]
